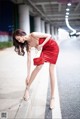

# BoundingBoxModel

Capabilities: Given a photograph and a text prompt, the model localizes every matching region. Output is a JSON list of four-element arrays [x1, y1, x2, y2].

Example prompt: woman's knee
[[36, 64, 43, 71]]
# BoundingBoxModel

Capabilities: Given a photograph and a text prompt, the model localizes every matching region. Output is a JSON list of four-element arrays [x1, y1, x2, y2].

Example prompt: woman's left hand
[[36, 44, 43, 51]]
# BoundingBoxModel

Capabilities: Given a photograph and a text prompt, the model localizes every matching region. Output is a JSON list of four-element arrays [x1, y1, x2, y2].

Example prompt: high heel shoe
[[49, 97, 55, 110], [23, 86, 29, 101]]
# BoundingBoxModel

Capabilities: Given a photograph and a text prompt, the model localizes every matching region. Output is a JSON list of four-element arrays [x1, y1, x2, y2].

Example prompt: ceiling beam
[[42, 5, 46, 13], [25, 0, 45, 17], [35, 1, 58, 5], [58, 3, 62, 12], [46, 13, 80, 17], [52, 21, 80, 24], [11, 0, 24, 4], [25, 0, 52, 22], [49, 17, 80, 20], [74, 2, 80, 11]]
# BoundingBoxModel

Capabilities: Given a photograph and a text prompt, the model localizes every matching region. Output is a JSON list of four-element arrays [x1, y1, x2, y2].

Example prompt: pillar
[[51, 25, 55, 38], [41, 20, 45, 33], [19, 5, 30, 34], [46, 23, 50, 34], [34, 16, 41, 32], [54, 27, 58, 40]]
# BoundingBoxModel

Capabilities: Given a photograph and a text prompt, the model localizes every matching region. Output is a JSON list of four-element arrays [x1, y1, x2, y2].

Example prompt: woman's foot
[[49, 97, 55, 110], [23, 86, 29, 101]]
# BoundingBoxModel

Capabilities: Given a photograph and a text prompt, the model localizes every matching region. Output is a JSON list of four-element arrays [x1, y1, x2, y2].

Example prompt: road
[[57, 37, 80, 119]]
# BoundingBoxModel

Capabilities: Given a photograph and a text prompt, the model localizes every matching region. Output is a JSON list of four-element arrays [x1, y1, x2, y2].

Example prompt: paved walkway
[[0, 46, 62, 119]]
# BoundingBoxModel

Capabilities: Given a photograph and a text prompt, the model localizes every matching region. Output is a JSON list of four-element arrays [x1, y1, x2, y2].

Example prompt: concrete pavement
[[0, 46, 62, 119]]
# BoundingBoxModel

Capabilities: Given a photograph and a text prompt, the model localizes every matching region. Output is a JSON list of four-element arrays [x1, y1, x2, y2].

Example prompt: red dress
[[33, 38, 59, 65]]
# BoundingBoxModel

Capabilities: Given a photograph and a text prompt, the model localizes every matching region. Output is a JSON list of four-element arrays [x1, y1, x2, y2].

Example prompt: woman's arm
[[27, 50, 31, 77], [31, 32, 51, 46], [25, 47, 31, 85]]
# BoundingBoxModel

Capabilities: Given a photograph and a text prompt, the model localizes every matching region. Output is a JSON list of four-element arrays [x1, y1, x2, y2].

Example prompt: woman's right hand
[[36, 44, 43, 51]]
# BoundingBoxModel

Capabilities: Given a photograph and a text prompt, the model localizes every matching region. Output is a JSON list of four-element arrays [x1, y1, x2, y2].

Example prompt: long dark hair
[[13, 29, 29, 56]]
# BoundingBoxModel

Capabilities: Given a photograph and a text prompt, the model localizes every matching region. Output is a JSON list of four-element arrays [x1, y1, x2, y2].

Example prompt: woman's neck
[[24, 35, 30, 42]]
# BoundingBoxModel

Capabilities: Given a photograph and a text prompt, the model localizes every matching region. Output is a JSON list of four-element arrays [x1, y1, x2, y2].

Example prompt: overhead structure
[[11, 0, 80, 32]]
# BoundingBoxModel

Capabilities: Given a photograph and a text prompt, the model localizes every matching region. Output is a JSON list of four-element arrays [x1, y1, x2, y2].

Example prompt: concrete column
[[46, 23, 50, 34], [54, 27, 58, 40], [41, 20, 45, 33], [51, 25, 54, 38], [19, 5, 30, 34], [34, 16, 41, 32]]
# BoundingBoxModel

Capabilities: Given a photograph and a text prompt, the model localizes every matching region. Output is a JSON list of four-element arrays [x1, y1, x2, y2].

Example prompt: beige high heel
[[23, 86, 29, 101], [49, 97, 55, 110]]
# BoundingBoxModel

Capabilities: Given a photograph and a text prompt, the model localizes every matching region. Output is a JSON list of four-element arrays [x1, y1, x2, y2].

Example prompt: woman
[[13, 29, 59, 109]]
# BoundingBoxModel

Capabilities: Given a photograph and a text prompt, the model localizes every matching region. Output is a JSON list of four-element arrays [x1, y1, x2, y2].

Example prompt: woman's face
[[15, 35, 25, 43]]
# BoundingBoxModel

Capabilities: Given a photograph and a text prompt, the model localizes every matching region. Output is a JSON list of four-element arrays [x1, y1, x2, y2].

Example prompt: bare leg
[[49, 63, 55, 109], [24, 64, 43, 100], [28, 64, 43, 87]]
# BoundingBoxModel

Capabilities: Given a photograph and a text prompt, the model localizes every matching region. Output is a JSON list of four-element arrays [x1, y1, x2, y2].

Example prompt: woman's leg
[[24, 64, 43, 100], [28, 64, 43, 87], [49, 63, 55, 109]]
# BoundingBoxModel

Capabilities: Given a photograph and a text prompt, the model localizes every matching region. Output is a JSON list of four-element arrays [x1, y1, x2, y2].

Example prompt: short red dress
[[33, 38, 59, 65]]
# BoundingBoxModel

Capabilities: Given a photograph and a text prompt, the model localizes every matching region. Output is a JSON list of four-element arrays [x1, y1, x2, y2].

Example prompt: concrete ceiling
[[11, 0, 80, 32]]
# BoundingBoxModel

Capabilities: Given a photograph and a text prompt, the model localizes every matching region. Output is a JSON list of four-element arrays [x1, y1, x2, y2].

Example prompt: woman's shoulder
[[30, 32, 51, 38]]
